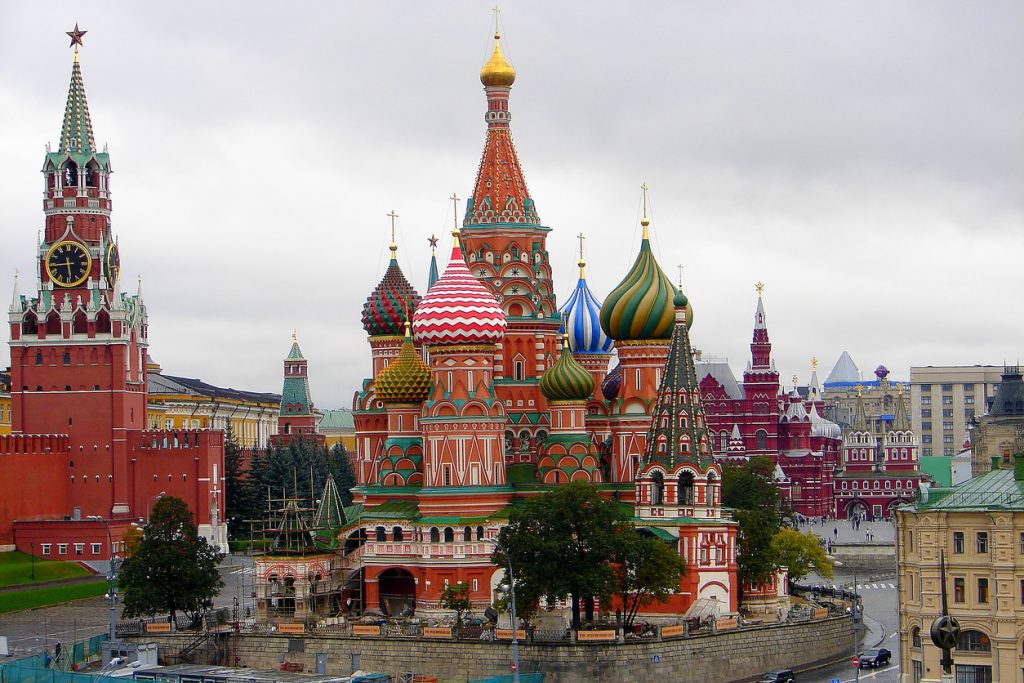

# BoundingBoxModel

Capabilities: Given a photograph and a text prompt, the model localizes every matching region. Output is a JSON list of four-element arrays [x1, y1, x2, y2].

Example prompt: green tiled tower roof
[[280, 334, 314, 415], [60, 56, 96, 156], [642, 290, 713, 470]]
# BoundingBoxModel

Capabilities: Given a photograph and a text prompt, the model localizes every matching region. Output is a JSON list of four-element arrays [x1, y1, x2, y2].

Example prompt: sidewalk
[[800, 517, 895, 545]]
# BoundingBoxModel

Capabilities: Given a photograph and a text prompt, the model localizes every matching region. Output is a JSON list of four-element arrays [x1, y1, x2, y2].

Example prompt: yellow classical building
[[146, 363, 280, 448], [896, 454, 1024, 683], [0, 370, 11, 435]]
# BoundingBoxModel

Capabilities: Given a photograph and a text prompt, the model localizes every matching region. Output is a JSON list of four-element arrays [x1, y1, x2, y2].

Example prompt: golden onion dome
[[375, 323, 431, 405], [480, 33, 516, 87]]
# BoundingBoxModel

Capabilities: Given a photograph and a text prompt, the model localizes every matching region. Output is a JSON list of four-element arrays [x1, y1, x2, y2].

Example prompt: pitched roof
[[147, 371, 280, 405], [825, 351, 860, 385], [915, 466, 1024, 511], [696, 359, 744, 400], [319, 409, 354, 430]]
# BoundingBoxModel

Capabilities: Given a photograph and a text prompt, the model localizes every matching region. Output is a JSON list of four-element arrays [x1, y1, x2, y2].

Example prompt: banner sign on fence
[[277, 623, 305, 635], [661, 624, 684, 638], [145, 623, 171, 633], [715, 618, 738, 631], [353, 625, 383, 636], [577, 630, 616, 642], [813, 608, 829, 619], [423, 627, 453, 638], [496, 629, 527, 640]]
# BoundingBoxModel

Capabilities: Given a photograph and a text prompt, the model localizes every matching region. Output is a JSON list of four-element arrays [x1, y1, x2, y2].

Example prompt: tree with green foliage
[[248, 438, 357, 513], [722, 456, 786, 593], [770, 527, 833, 583], [327, 443, 357, 507], [493, 481, 683, 629], [609, 528, 686, 628], [440, 580, 472, 627], [119, 496, 225, 625], [223, 425, 259, 539]]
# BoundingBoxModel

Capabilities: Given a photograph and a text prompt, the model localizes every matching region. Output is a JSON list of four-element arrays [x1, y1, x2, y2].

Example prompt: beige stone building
[[895, 455, 1024, 683], [910, 366, 1003, 457], [969, 366, 1024, 477]]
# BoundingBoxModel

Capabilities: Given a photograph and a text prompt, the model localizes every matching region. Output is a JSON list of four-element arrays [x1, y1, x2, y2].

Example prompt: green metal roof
[[919, 456, 953, 488], [916, 467, 1024, 511], [638, 526, 677, 542], [319, 409, 355, 430], [360, 499, 421, 520]]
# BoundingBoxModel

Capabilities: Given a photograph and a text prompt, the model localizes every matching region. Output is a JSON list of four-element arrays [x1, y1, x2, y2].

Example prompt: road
[[0, 556, 253, 657]]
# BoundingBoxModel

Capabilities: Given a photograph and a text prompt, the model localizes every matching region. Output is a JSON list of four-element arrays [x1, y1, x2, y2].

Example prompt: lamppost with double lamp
[[146, 491, 165, 525], [86, 516, 120, 643], [497, 542, 521, 683]]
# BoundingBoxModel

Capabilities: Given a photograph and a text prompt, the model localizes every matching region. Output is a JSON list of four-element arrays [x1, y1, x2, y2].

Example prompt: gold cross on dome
[[492, 5, 501, 35], [386, 209, 399, 249], [677, 264, 684, 289], [450, 193, 461, 234], [577, 233, 585, 261], [641, 182, 650, 219], [792, 375, 799, 385], [755, 281, 765, 296], [811, 356, 818, 371]]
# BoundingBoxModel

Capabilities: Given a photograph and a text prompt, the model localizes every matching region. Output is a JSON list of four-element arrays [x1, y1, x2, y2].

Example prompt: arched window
[[755, 430, 767, 451], [707, 472, 718, 506], [910, 626, 921, 648], [651, 471, 664, 506], [514, 359, 525, 381], [375, 526, 386, 542], [430, 527, 440, 543], [35, 352, 43, 366], [678, 472, 694, 505], [476, 526, 485, 541], [63, 351, 71, 365], [443, 527, 454, 543], [720, 432, 728, 451], [95, 309, 111, 334], [46, 312, 61, 336], [23, 314, 38, 335], [392, 527, 403, 542], [463, 526, 472, 542], [957, 630, 990, 652]]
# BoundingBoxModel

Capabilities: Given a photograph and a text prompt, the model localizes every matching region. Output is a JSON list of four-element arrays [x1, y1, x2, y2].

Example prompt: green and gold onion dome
[[375, 322, 431, 404], [600, 217, 691, 340], [540, 335, 595, 402]]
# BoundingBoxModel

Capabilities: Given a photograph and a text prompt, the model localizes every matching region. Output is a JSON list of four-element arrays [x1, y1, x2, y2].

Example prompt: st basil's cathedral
[[346, 29, 737, 617]]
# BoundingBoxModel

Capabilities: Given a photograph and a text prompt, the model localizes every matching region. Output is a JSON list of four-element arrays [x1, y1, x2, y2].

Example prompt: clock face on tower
[[106, 242, 120, 286], [45, 240, 92, 288]]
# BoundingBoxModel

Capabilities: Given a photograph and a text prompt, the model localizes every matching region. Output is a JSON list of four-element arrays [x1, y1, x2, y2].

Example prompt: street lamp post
[[852, 568, 860, 683], [30, 542, 35, 579], [497, 543, 521, 683], [87, 516, 120, 644], [146, 492, 166, 525]]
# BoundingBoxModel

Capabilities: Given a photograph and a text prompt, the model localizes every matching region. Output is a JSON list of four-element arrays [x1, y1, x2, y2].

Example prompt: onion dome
[[559, 255, 613, 355], [480, 32, 516, 87], [540, 335, 596, 402], [600, 216, 680, 341], [413, 232, 506, 346], [809, 403, 842, 439], [375, 322, 431, 404], [602, 362, 623, 400], [362, 244, 421, 337]]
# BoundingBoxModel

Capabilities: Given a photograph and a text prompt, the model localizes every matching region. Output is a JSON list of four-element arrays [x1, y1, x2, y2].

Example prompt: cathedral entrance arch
[[845, 498, 869, 519], [377, 568, 416, 617]]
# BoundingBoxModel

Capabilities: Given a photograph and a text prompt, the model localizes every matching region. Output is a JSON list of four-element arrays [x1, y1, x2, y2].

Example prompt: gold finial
[[792, 374, 799, 386], [480, 8, 516, 87], [677, 264, 684, 290], [292, 329, 298, 343], [576, 232, 586, 276], [67, 23, 86, 62], [755, 282, 765, 296], [811, 356, 818, 371], [387, 209, 399, 255], [855, 383, 863, 397], [640, 182, 650, 239], [404, 319, 412, 338], [897, 383, 904, 396]]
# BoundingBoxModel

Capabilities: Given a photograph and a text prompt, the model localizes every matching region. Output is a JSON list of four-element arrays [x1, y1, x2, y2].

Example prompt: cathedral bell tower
[[7, 26, 148, 517]]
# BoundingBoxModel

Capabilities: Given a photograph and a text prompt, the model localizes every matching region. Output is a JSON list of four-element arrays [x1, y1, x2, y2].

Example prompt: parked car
[[761, 671, 795, 683], [858, 648, 892, 668]]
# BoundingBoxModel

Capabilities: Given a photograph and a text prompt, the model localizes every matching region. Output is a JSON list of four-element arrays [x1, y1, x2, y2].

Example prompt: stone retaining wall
[[133, 615, 851, 683]]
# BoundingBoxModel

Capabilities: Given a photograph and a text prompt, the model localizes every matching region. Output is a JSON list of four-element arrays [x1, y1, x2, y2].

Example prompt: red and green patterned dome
[[362, 250, 421, 337], [375, 323, 431, 404], [540, 336, 595, 402]]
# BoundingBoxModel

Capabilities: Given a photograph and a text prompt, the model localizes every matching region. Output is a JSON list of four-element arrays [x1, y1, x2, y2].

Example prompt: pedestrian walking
[[833, 527, 838, 539]]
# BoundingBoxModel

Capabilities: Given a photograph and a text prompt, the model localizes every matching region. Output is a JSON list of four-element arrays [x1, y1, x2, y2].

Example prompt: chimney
[[1014, 452, 1024, 481]]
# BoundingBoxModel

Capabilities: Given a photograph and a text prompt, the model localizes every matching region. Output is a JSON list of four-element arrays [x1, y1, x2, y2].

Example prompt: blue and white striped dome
[[560, 271, 613, 355]]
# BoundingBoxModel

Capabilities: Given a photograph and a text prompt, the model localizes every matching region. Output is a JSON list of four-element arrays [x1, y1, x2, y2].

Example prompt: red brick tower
[[8, 30, 147, 518], [457, 28, 560, 464], [741, 284, 781, 458], [272, 333, 324, 447]]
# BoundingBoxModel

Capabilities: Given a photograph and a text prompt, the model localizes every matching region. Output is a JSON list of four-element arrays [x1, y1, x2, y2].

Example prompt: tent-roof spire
[[59, 24, 96, 156]]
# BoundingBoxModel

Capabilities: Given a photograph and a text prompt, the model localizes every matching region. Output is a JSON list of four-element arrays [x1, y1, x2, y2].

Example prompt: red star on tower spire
[[66, 23, 87, 50]]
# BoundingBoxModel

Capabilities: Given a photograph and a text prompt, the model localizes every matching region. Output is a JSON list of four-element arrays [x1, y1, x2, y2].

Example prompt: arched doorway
[[846, 499, 869, 519], [377, 568, 416, 617]]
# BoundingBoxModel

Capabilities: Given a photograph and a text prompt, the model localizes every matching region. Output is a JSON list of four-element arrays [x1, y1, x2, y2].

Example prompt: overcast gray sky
[[1, 1, 1021, 408]]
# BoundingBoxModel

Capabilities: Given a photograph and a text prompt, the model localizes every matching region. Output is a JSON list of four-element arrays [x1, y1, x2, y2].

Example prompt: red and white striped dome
[[413, 239, 506, 346]]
